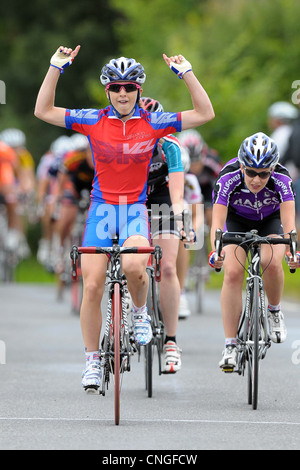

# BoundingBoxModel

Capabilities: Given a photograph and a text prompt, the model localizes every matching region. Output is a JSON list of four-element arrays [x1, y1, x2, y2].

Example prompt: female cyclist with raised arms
[[34, 45, 214, 391], [209, 132, 298, 370]]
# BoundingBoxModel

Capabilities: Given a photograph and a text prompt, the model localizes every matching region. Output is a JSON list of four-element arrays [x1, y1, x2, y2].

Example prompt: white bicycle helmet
[[50, 136, 73, 156], [238, 132, 279, 169], [180, 146, 191, 173], [100, 57, 146, 85], [178, 129, 205, 162], [70, 133, 89, 151], [0, 128, 26, 148], [268, 101, 298, 121]]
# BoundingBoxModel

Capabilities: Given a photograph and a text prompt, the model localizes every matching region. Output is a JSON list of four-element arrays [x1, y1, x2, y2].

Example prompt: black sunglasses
[[244, 168, 272, 179], [106, 82, 141, 93]]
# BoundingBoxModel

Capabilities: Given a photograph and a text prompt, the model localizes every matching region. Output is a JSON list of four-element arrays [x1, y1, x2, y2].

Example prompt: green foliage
[[2, 0, 300, 165], [111, 0, 300, 161], [0, 0, 122, 160]]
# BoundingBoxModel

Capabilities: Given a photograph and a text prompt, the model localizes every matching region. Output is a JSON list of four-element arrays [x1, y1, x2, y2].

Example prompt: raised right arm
[[34, 45, 80, 127]]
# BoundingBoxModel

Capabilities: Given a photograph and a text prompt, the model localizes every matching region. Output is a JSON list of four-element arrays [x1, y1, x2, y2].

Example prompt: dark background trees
[[1, 0, 300, 163]]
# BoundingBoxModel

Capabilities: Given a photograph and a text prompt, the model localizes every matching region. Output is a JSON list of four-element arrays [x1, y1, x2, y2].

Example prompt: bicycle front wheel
[[247, 277, 260, 410], [145, 270, 153, 397], [113, 283, 121, 425]]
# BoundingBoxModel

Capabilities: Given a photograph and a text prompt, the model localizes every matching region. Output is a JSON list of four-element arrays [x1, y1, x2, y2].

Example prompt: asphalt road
[[0, 282, 300, 451]]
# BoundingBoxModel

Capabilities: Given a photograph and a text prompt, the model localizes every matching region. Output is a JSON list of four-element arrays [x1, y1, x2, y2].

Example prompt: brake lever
[[289, 229, 297, 274], [215, 228, 223, 273]]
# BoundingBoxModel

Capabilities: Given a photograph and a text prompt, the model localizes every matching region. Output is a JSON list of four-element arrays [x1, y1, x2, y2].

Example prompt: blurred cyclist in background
[[36, 135, 73, 270], [0, 128, 33, 258], [0, 139, 19, 231], [178, 129, 222, 228], [267, 101, 299, 160], [175, 143, 203, 319], [51, 133, 94, 276]]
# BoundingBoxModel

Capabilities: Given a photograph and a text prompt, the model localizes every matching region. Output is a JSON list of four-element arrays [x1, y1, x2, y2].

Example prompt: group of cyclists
[[2, 43, 299, 393], [0, 128, 34, 267]]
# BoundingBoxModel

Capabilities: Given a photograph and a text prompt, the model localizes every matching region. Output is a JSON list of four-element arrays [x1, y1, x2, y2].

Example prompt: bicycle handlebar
[[75, 246, 156, 255], [70, 244, 163, 282], [214, 229, 298, 274]]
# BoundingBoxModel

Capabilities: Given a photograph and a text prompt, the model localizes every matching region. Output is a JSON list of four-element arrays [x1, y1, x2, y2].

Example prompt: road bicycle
[[70, 240, 162, 425], [214, 228, 297, 410]]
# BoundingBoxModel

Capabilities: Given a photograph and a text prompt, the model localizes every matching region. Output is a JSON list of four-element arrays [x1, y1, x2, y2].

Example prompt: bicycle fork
[[236, 276, 270, 376]]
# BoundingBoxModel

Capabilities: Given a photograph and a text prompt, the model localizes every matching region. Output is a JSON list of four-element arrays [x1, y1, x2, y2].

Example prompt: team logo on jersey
[[91, 139, 155, 164]]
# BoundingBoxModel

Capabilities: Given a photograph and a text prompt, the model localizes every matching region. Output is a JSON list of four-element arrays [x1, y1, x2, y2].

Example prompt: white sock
[[85, 350, 100, 365], [132, 303, 147, 315], [225, 337, 237, 347], [268, 303, 281, 312]]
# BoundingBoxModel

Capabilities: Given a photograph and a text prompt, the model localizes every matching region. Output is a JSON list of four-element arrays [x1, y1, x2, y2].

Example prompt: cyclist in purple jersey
[[209, 132, 297, 370]]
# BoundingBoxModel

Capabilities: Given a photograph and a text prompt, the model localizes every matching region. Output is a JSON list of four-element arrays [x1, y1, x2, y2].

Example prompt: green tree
[[0, 0, 122, 160], [111, 0, 300, 160]]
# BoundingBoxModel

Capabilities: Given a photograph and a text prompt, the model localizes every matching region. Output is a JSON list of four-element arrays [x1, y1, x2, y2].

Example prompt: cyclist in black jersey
[[141, 97, 185, 373]]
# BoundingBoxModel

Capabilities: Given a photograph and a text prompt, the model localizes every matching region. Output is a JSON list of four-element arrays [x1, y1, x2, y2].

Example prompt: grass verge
[[13, 256, 300, 301]]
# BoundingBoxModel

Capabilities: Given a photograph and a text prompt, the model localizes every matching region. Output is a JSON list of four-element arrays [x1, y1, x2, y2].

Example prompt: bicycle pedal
[[161, 370, 177, 375], [84, 385, 100, 394], [222, 367, 235, 374]]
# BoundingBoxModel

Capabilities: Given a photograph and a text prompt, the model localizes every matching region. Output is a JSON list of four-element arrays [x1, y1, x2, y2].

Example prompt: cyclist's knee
[[223, 268, 244, 287], [83, 280, 104, 303], [161, 259, 177, 280], [123, 260, 145, 280], [262, 259, 283, 276]]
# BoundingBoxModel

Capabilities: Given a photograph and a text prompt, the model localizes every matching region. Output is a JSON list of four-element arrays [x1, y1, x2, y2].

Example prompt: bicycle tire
[[247, 277, 260, 410], [145, 270, 153, 397], [144, 342, 153, 397], [113, 282, 121, 425], [71, 277, 82, 315]]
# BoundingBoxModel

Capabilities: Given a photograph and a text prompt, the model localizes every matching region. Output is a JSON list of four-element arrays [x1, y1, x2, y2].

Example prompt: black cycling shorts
[[224, 209, 283, 251], [146, 185, 180, 239]]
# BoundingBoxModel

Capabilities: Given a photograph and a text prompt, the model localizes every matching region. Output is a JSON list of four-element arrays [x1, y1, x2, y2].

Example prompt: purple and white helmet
[[238, 132, 279, 169], [100, 57, 146, 85]]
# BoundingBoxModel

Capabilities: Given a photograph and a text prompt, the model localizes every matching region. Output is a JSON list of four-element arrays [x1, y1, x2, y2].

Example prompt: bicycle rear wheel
[[247, 277, 260, 410], [113, 283, 121, 425]]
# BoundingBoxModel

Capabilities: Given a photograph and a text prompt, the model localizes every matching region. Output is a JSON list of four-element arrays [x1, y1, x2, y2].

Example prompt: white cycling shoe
[[163, 341, 182, 373], [219, 345, 238, 371], [81, 362, 102, 393], [132, 311, 153, 346], [267, 310, 287, 343]]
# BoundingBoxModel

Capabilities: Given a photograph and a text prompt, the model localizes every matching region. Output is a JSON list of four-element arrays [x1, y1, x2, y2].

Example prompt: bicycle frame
[[237, 239, 270, 409]]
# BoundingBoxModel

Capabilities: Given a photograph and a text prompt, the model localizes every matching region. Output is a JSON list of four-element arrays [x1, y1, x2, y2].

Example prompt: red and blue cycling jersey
[[65, 105, 182, 205]]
